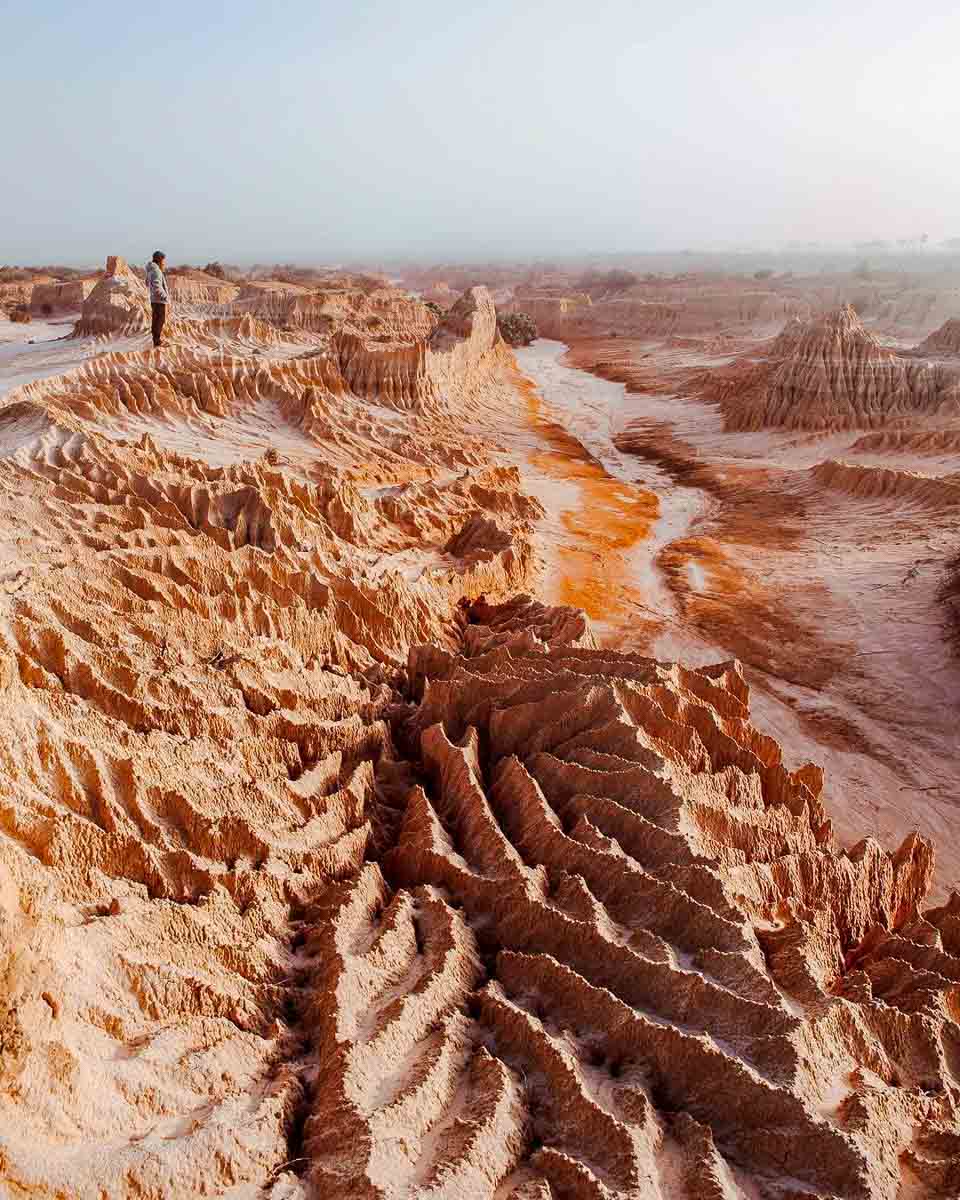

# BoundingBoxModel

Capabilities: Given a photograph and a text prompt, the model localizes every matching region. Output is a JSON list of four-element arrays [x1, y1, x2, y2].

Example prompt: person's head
[[152, 250, 165, 267]]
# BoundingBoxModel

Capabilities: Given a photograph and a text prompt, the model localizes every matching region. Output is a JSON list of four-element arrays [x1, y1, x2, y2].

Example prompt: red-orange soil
[[513, 368, 660, 625]]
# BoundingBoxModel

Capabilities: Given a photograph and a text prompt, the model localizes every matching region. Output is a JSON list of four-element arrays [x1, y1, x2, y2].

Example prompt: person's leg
[[151, 302, 166, 347]]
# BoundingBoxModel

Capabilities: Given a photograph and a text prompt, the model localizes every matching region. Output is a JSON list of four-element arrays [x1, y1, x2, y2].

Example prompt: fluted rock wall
[[425, 285, 501, 397], [167, 271, 239, 306], [874, 289, 960, 339], [232, 280, 335, 332], [335, 330, 431, 410], [74, 255, 150, 337], [233, 282, 434, 340], [335, 287, 501, 412], [503, 289, 812, 340], [724, 306, 960, 431], [919, 319, 960, 357], [0, 280, 39, 314], [30, 278, 95, 315]]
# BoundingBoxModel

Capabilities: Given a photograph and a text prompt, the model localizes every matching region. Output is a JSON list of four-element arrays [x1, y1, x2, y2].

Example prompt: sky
[[2, 0, 960, 265]]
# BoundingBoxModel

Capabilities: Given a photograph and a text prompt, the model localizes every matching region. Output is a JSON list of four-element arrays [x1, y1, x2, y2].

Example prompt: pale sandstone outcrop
[[30, 278, 96, 315], [1, 278, 53, 318], [232, 279, 326, 330], [919, 319, 960, 357], [232, 280, 431, 340], [502, 286, 811, 340], [723, 306, 960, 431], [74, 255, 151, 337], [0, 281, 38, 312], [874, 288, 960, 339], [335, 287, 501, 412], [167, 269, 239, 306], [504, 288, 593, 334]]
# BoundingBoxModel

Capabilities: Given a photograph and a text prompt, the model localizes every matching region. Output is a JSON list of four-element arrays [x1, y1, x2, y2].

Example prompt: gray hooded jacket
[[145, 261, 169, 304]]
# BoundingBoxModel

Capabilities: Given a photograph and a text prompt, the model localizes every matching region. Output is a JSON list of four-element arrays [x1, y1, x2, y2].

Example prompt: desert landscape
[[0, 250, 956, 1198]]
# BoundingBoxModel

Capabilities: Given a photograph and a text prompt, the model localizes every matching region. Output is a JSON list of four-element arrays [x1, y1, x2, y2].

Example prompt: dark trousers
[[151, 302, 166, 347]]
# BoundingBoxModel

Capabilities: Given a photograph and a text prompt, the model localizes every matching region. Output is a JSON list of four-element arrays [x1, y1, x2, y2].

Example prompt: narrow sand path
[[513, 339, 709, 641]]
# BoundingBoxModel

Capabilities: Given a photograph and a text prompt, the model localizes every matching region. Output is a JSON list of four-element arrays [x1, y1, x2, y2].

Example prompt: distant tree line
[[0, 265, 98, 283], [576, 268, 639, 294]]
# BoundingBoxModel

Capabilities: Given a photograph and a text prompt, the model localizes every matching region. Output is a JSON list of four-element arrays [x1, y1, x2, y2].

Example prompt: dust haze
[[3, 0, 960, 264]]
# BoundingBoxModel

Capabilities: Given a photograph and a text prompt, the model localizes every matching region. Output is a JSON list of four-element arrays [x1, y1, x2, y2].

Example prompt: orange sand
[[514, 368, 659, 625]]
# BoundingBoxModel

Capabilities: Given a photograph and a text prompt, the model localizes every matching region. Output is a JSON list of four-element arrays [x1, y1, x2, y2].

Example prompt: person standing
[[145, 250, 169, 348]]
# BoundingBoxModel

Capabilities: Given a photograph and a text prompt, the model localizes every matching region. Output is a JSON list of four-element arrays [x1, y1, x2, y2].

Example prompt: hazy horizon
[[3, 0, 959, 265]]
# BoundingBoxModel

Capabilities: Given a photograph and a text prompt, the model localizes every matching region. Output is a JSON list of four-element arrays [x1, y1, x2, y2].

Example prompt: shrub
[[497, 311, 538, 347], [753, 269, 774, 280], [424, 300, 445, 320], [203, 262, 227, 279]]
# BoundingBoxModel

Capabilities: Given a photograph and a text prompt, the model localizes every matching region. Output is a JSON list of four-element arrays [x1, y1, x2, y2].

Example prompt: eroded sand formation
[[167, 269, 240, 307], [920, 320, 960, 357], [75, 256, 152, 338], [502, 282, 813, 342], [0, 281, 39, 316], [30, 280, 96, 317], [710, 307, 960, 433], [0, 264, 958, 1197], [302, 600, 960, 1199]]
